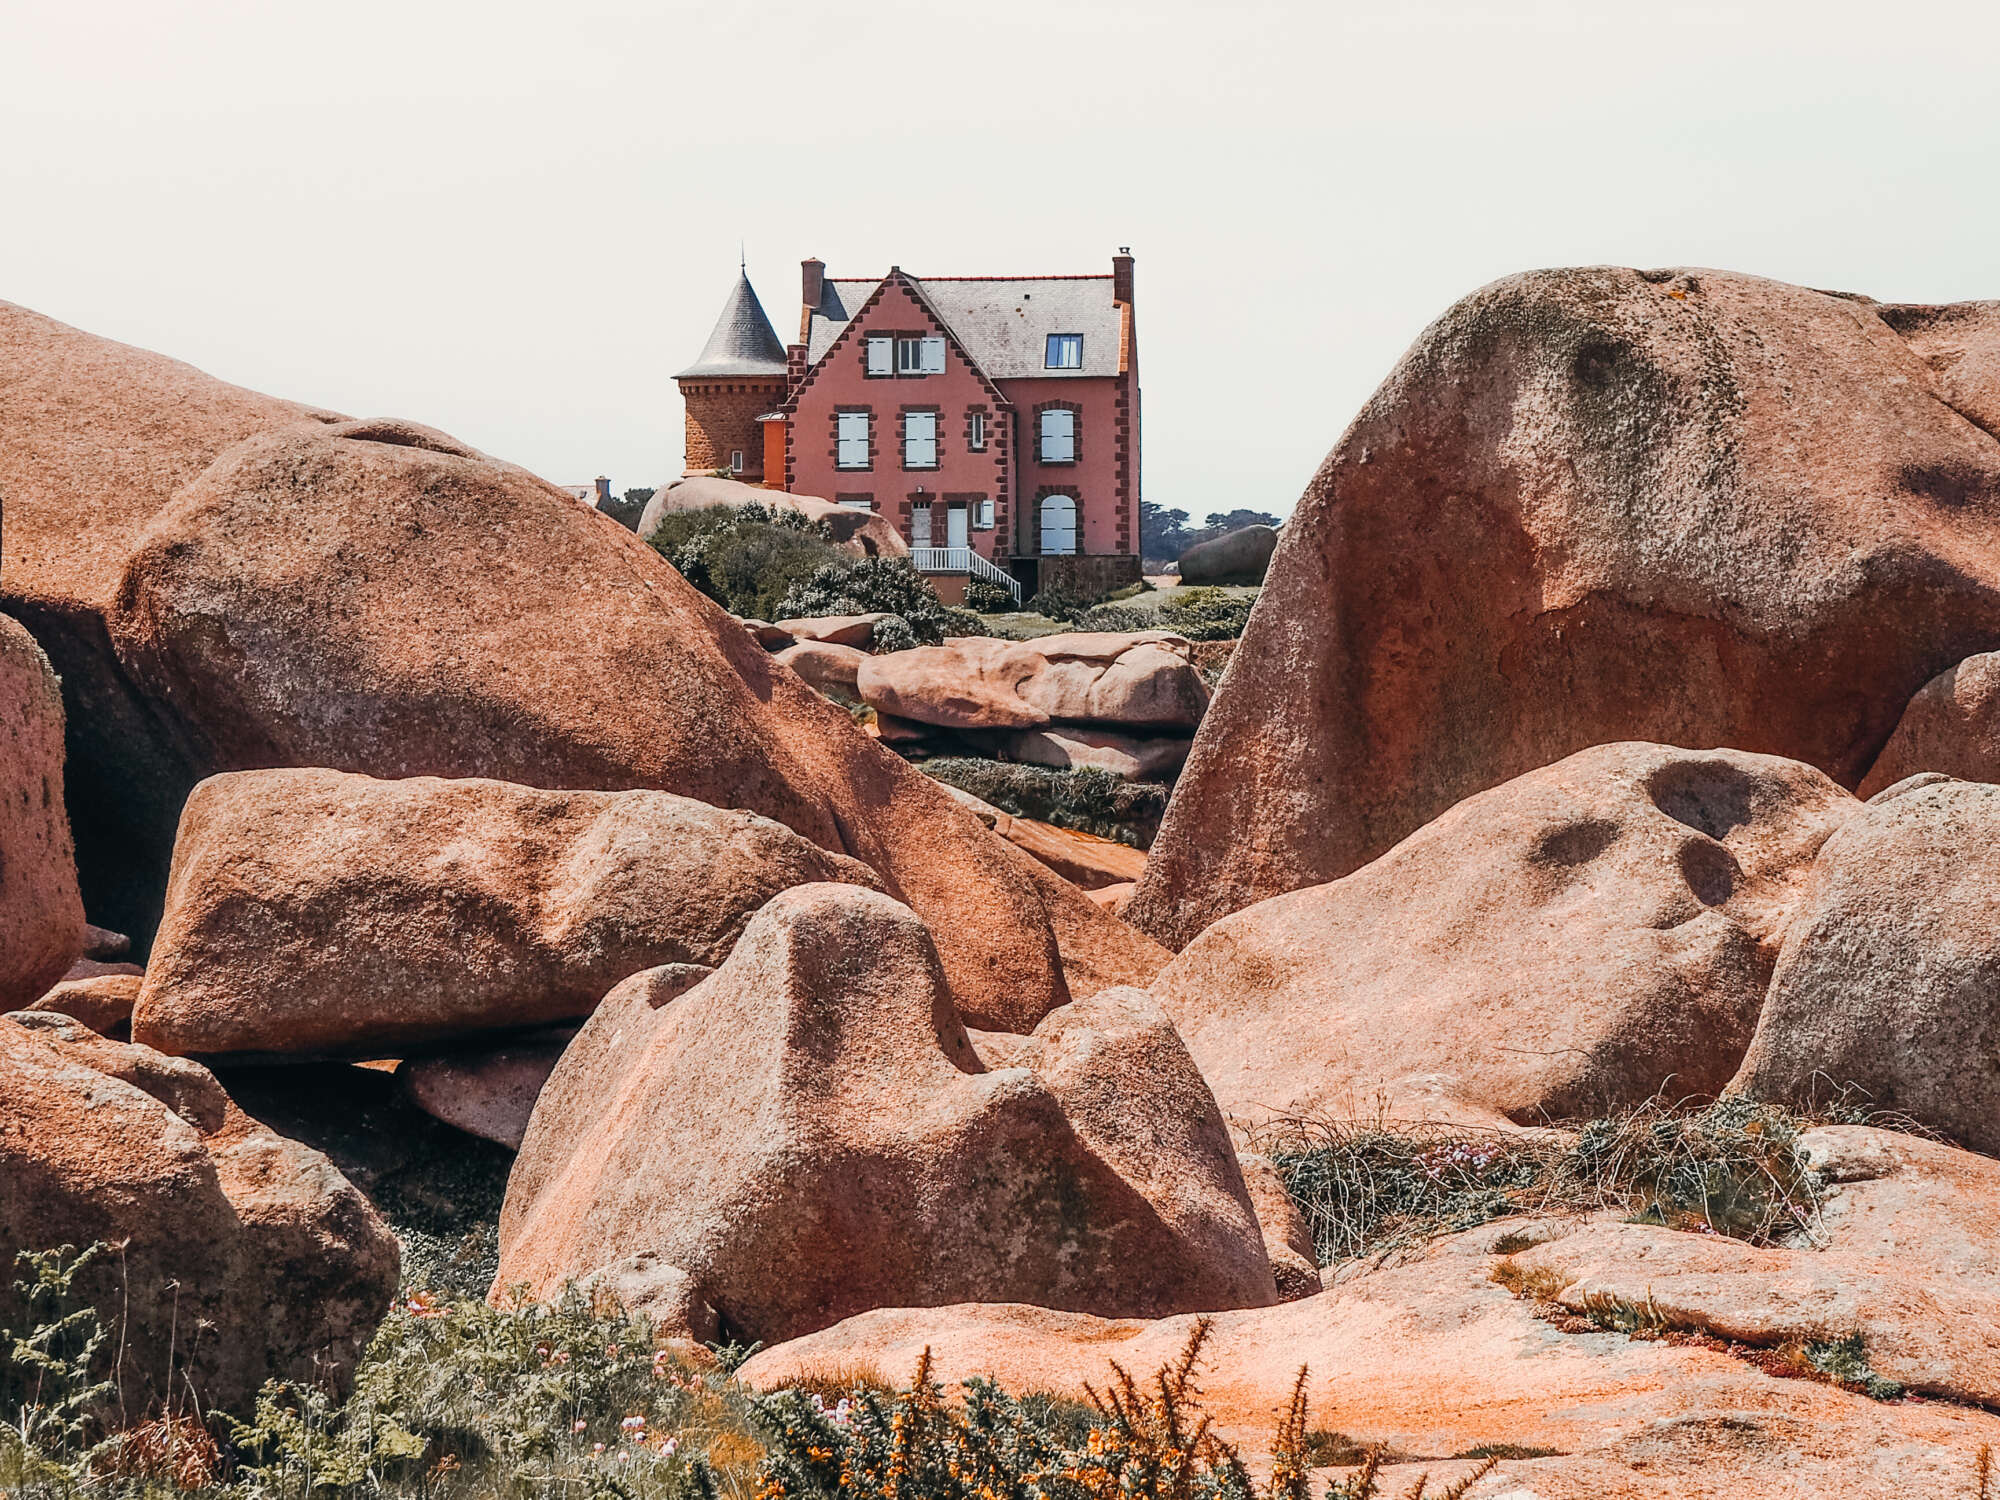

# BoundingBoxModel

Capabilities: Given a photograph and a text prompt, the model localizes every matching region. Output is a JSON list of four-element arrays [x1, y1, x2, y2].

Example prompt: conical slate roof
[[675, 271, 789, 379]]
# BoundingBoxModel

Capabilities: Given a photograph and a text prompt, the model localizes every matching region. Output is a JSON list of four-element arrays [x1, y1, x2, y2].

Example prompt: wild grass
[[1257, 1096, 1824, 1267]]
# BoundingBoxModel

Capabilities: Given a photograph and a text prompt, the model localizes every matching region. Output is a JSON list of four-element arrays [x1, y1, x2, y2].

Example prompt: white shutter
[[1040, 409, 1075, 463], [1040, 494, 1077, 555], [866, 337, 894, 375], [905, 411, 937, 468], [975, 497, 995, 529], [921, 337, 946, 373], [837, 412, 870, 468]]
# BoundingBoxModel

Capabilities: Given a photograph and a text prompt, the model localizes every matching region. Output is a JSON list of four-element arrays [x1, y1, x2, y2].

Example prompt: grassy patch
[[1259, 1097, 1823, 1267]]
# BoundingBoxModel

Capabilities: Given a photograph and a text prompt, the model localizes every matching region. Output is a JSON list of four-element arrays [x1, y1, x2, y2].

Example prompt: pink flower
[[574, 1420, 587, 1434]]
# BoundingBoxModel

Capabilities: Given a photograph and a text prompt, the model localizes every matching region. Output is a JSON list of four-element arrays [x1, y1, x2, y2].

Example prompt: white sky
[[5, 0, 1998, 522]]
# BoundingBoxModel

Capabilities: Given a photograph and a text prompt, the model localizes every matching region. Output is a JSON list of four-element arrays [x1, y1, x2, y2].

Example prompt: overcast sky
[[6, 0, 1998, 521]]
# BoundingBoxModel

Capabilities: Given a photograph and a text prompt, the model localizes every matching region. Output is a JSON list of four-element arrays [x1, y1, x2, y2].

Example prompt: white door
[[1040, 494, 1077, 555], [947, 504, 970, 549], [910, 504, 932, 548]]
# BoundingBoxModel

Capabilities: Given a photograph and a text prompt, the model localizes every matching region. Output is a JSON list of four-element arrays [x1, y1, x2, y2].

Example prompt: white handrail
[[909, 546, 1022, 604]]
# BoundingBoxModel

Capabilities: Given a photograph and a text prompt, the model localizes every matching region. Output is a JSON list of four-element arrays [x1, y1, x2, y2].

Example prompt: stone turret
[[676, 270, 788, 482]]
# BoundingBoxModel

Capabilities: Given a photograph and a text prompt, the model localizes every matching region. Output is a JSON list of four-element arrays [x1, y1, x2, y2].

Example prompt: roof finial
[[739, 240, 746, 274]]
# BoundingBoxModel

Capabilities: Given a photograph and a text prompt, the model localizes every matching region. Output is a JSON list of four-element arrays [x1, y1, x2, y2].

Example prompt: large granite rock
[[133, 768, 880, 1057], [495, 885, 1272, 1342], [0, 615, 84, 1008], [0, 1013, 398, 1418], [102, 415, 1143, 1030], [0, 300, 338, 943], [1152, 743, 1858, 1128], [1730, 775, 2000, 1153], [1130, 269, 2000, 948], [1859, 648, 2000, 794]]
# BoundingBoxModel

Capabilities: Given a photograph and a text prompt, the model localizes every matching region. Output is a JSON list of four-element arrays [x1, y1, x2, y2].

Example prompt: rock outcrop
[[772, 639, 867, 700], [740, 1195, 2000, 1495], [0, 1013, 398, 1417], [24, 972, 141, 1036], [496, 885, 1272, 1343], [102, 415, 1140, 1030], [1729, 775, 2000, 1152], [1176, 525, 1277, 585], [1153, 744, 1858, 1128], [1130, 270, 2000, 948], [134, 769, 881, 1056], [0, 615, 84, 1008]]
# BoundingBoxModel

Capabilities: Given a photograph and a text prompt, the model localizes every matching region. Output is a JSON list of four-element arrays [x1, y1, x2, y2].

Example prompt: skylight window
[[1045, 334, 1083, 369]]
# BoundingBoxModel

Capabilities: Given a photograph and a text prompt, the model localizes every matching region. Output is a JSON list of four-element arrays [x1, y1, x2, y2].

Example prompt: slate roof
[[676, 271, 789, 379], [804, 274, 1123, 380]]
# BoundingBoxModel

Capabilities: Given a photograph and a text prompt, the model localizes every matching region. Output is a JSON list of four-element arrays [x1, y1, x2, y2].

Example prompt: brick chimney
[[801, 257, 825, 312], [594, 476, 611, 505], [1113, 248, 1135, 306]]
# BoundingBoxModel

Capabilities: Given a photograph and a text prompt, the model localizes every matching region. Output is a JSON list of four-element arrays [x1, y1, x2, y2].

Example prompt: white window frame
[[1040, 493, 1078, 556], [1045, 333, 1083, 369], [1039, 408, 1076, 464], [973, 497, 995, 530], [903, 410, 938, 470], [865, 337, 895, 376], [967, 410, 987, 451], [837, 496, 875, 511], [836, 411, 871, 470], [729, 450, 744, 473]]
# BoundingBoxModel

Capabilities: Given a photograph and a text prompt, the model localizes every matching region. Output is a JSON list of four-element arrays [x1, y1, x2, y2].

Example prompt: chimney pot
[[801, 257, 825, 311]]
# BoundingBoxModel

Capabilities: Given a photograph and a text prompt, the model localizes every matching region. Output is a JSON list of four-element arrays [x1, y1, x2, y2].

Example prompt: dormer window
[[1045, 334, 1083, 369], [898, 336, 946, 374]]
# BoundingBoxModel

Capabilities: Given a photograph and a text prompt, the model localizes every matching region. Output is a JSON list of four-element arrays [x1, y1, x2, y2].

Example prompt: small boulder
[[773, 639, 868, 699], [771, 613, 891, 650], [398, 1029, 578, 1150], [1730, 777, 2000, 1153], [134, 769, 881, 1057], [1154, 743, 1858, 1128], [1859, 649, 2000, 795], [25, 972, 141, 1036], [495, 885, 1272, 1343], [1177, 526, 1278, 585], [0, 615, 85, 1009], [0, 1014, 398, 1418]]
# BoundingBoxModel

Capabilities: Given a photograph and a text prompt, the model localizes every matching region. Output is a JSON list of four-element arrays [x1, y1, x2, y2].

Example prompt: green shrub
[[963, 575, 1018, 614], [920, 759, 1166, 846], [1077, 587, 1257, 641], [648, 503, 850, 622], [1024, 580, 1110, 624], [777, 558, 961, 647]]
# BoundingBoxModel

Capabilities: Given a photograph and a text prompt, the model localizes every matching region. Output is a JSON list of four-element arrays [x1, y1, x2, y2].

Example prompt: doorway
[[946, 503, 970, 549]]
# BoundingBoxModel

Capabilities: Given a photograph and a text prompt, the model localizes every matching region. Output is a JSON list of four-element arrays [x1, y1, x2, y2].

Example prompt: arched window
[[1040, 494, 1077, 556]]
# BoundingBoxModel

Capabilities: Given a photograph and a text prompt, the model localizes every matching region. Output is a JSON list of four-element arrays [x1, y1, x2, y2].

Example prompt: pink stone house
[[679, 252, 1142, 602]]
